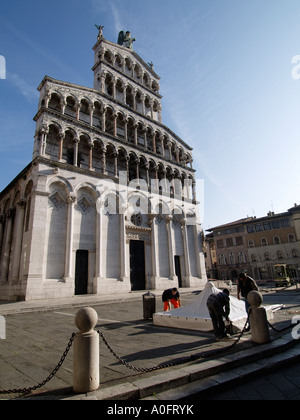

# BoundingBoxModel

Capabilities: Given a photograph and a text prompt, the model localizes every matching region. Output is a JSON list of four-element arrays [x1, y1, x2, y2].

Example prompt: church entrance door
[[75, 250, 89, 295], [174, 255, 182, 287], [130, 240, 146, 291]]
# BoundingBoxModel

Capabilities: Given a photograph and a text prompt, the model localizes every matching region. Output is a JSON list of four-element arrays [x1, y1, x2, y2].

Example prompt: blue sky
[[0, 0, 300, 230]]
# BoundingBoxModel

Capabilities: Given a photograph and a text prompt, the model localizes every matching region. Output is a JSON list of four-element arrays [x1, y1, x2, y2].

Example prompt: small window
[[288, 234, 296, 243], [273, 236, 281, 245]]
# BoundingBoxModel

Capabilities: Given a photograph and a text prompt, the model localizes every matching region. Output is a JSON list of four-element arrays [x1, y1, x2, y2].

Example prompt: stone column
[[88, 142, 94, 171], [160, 136, 165, 157], [93, 200, 104, 294], [73, 138, 79, 167], [166, 216, 176, 280], [10, 199, 26, 281], [102, 108, 106, 132], [64, 195, 76, 284], [181, 218, 191, 286], [39, 126, 49, 156], [113, 113, 117, 137], [141, 93, 145, 115], [134, 123, 138, 146], [152, 133, 156, 154], [0, 215, 5, 254], [124, 118, 128, 142], [133, 89, 137, 110], [114, 152, 118, 177], [112, 78, 116, 100], [101, 147, 106, 175], [0, 208, 15, 280], [119, 208, 129, 283], [58, 133, 64, 162], [149, 215, 159, 288], [90, 105, 95, 126]]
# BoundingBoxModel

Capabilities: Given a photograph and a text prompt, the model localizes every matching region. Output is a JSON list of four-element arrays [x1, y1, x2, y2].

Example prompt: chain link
[[97, 314, 251, 374], [1, 312, 292, 396], [0, 333, 75, 396]]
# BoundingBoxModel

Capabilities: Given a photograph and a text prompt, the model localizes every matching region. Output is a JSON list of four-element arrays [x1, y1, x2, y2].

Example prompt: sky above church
[[0, 0, 300, 230]]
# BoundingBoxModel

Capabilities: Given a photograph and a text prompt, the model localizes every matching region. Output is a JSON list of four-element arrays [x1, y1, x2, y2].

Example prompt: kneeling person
[[162, 288, 181, 311], [206, 289, 230, 340]]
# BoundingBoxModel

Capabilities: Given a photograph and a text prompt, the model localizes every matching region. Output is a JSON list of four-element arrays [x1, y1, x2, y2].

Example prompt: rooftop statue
[[95, 24, 104, 40], [118, 30, 136, 49]]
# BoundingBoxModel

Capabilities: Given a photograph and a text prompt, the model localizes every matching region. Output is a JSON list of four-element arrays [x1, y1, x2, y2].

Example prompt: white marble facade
[[0, 34, 207, 301]]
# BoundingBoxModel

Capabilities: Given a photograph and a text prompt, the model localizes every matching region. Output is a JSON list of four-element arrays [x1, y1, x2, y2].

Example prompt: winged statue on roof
[[118, 30, 136, 49], [95, 24, 104, 40]]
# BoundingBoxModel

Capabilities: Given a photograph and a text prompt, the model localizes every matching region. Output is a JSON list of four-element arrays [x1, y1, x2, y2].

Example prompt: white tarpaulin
[[153, 282, 279, 333]]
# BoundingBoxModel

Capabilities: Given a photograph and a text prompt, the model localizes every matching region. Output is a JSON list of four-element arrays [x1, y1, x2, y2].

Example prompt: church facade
[[0, 32, 207, 301]]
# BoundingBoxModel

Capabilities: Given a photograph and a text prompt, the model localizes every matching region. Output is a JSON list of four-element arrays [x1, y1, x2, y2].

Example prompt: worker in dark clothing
[[206, 289, 230, 340], [162, 288, 181, 311], [237, 272, 258, 313]]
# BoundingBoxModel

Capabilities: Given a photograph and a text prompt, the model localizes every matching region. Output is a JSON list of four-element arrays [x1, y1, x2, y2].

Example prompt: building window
[[255, 224, 264, 232], [247, 225, 255, 233], [263, 222, 272, 231], [292, 249, 299, 257], [248, 240, 255, 248], [273, 236, 281, 245], [238, 252, 246, 263], [251, 254, 257, 262], [228, 253, 235, 265], [265, 253, 270, 261], [219, 254, 226, 265], [272, 220, 281, 229], [236, 236, 243, 245], [281, 218, 291, 228], [261, 238, 268, 246], [288, 234, 296, 243], [226, 238, 233, 247], [277, 250, 283, 259], [217, 239, 224, 249]]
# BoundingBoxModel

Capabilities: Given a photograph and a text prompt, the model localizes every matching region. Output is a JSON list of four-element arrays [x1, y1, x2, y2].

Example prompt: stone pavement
[[0, 286, 299, 400]]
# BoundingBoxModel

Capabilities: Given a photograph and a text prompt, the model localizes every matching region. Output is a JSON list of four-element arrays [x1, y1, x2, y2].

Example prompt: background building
[[0, 30, 207, 301], [206, 204, 300, 282]]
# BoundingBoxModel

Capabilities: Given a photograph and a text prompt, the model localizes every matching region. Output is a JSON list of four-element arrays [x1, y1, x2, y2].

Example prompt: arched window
[[219, 254, 226, 265], [238, 252, 246, 263], [228, 253, 235, 265], [288, 233, 296, 243], [273, 236, 281, 245]]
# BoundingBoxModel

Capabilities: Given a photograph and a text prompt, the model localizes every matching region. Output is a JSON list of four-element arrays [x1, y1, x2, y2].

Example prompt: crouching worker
[[206, 289, 230, 340], [162, 288, 181, 311]]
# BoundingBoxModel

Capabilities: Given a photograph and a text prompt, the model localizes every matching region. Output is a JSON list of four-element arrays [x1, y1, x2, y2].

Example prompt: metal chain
[[0, 333, 75, 396], [97, 315, 251, 374], [2, 312, 290, 396], [267, 321, 294, 333]]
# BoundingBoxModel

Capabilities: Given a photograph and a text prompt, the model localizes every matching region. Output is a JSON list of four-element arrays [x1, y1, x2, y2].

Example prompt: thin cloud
[[8, 73, 39, 101]]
